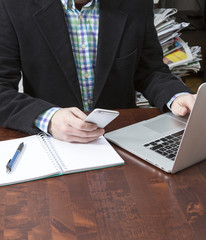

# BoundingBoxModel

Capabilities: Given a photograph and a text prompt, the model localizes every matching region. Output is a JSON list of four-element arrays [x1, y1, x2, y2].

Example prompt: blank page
[[49, 136, 124, 174], [0, 135, 60, 186]]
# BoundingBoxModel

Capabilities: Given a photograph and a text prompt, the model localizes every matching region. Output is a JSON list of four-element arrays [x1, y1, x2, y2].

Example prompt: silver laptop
[[105, 83, 206, 173]]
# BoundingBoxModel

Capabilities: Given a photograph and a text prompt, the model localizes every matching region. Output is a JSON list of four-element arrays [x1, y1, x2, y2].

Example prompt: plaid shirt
[[35, 0, 99, 133]]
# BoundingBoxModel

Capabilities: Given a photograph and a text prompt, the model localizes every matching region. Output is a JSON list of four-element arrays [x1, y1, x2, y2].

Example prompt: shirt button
[[88, 99, 93, 105], [84, 73, 89, 78], [81, 44, 86, 49]]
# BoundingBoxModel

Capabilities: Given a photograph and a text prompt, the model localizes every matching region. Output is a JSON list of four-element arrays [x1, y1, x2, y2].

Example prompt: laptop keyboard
[[143, 130, 184, 161]]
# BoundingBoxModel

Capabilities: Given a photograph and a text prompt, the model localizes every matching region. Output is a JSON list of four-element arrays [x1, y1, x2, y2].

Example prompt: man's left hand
[[171, 93, 196, 116]]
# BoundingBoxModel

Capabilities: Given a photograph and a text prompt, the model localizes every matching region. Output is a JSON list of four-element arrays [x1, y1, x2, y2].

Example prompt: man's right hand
[[48, 107, 105, 143]]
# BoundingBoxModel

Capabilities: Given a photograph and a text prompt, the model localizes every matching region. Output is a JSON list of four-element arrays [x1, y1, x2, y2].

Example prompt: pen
[[6, 142, 24, 173]]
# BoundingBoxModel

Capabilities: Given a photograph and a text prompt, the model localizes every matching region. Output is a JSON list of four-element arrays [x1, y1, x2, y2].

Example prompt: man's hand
[[48, 107, 105, 143], [171, 93, 196, 116]]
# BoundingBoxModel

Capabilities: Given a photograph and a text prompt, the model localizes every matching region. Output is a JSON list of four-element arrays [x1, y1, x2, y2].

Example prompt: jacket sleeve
[[134, 0, 193, 112], [0, 0, 56, 134]]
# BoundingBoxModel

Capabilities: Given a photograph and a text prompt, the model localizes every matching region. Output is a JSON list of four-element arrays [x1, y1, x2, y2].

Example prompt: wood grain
[[0, 108, 206, 240]]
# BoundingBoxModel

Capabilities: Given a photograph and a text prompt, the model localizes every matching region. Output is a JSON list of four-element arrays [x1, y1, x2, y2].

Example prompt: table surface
[[0, 108, 206, 240]]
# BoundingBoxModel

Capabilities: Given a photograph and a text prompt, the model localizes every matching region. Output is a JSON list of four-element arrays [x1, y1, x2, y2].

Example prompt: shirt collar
[[60, 0, 97, 10]]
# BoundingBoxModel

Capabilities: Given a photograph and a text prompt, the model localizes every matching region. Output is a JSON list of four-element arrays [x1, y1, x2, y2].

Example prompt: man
[[0, 0, 195, 143]]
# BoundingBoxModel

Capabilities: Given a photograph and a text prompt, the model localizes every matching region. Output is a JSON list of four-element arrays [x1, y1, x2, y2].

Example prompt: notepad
[[0, 133, 124, 186]]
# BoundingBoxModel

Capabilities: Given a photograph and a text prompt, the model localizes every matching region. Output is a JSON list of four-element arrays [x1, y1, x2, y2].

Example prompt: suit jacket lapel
[[93, 0, 127, 105], [33, 0, 127, 108], [33, 0, 83, 107]]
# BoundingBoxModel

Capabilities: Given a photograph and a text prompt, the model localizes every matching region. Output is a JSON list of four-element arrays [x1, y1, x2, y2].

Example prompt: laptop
[[105, 83, 206, 173]]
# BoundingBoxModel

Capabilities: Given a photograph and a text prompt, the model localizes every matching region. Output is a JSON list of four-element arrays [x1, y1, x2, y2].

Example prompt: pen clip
[[6, 159, 12, 173]]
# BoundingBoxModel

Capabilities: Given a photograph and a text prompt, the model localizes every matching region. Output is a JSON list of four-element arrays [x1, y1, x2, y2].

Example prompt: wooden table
[[0, 108, 206, 240]]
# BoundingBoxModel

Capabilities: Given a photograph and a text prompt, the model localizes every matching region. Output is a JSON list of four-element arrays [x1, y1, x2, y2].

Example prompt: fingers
[[171, 102, 188, 116], [171, 94, 196, 116], [54, 125, 104, 143], [48, 107, 105, 143], [66, 108, 97, 131]]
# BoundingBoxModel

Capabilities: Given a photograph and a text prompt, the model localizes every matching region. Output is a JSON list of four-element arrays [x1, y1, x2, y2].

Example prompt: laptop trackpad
[[143, 115, 185, 133]]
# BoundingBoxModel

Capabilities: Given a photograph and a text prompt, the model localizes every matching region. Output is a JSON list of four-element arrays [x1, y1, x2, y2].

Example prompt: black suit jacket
[[0, 0, 192, 134]]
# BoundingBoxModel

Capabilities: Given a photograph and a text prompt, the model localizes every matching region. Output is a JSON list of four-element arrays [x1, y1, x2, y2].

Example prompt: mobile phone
[[85, 108, 119, 128]]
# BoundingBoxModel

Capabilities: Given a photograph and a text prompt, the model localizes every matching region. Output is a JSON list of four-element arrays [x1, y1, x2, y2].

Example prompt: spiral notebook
[[0, 133, 124, 186]]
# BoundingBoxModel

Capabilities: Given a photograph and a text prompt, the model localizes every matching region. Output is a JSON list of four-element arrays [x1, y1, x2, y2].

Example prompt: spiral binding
[[37, 133, 67, 173]]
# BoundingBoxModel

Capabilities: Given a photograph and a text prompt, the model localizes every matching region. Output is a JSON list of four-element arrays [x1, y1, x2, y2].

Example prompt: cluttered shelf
[[154, 8, 202, 77], [154, 7, 206, 88], [136, 7, 205, 107], [175, 10, 206, 72]]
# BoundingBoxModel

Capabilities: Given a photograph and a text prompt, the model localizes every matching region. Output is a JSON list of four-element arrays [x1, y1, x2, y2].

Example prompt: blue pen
[[6, 142, 24, 173]]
